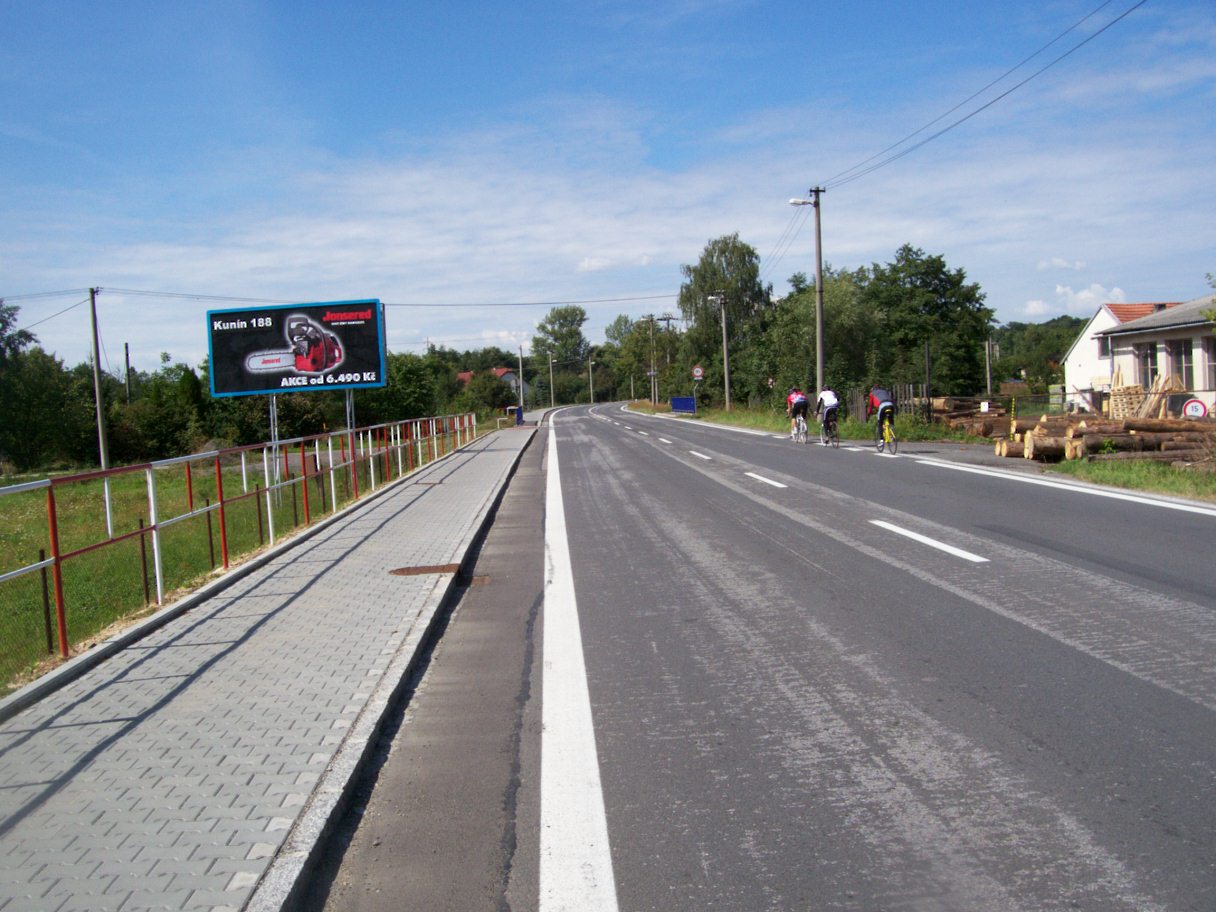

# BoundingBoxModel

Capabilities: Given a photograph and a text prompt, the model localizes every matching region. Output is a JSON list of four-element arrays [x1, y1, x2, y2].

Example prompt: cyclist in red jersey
[[866, 385, 895, 430]]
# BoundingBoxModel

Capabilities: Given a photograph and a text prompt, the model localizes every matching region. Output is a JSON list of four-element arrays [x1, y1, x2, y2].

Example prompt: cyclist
[[786, 385, 809, 439], [815, 386, 839, 444], [866, 385, 895, 436]]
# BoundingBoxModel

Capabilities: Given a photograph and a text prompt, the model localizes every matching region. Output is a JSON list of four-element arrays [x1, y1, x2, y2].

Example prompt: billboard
[[207, 300, 387, 397]]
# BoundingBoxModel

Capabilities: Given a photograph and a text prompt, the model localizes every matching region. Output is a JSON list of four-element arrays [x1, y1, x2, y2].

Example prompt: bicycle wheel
[[829, 419, 840, 449], [798, 417, 808, 444], [875, 419, 885, 453], [818, 421, 828, 446], [885, 423, 899, 455]]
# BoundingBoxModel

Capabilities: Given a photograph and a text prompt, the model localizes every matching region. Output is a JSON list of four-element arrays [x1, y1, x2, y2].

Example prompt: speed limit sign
[[1182, 398, 1208, 418], [692, 365, 704, 380]]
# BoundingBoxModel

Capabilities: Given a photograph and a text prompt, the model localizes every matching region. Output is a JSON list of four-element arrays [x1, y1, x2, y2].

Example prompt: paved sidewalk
[[0, 427, 537, 912]]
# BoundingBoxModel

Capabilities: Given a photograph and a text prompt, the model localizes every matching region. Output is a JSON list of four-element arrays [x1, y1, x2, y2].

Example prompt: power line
[[822, 0, 1126, 188], [382, 293, 675, 309], [821, 0, 1149, 190], [80, 286, 677, 310], [760, 205, 813, 284], [0, 288, 92, 302], [18, 297, 91, 332]]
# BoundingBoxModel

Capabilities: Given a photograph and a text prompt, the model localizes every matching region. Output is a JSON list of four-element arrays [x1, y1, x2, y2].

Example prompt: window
[[1136, 343, 1158, 386], [1206, 337, 1216, 392], [1168, 340, 1194, 390], [1098, 336, 1111, 358]]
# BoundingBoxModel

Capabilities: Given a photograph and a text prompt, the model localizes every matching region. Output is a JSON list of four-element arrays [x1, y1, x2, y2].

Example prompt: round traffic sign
[[692, 365, 704, 380], [1182, 398, 1208, 418]]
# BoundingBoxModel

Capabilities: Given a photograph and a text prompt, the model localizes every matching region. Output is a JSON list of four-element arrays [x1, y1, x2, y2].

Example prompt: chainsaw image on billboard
[[207, 300, 386, 397], [245, 315, 345, 375]]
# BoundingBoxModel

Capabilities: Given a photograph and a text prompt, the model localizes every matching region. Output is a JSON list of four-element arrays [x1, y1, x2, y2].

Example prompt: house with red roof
[[455, 367, 530, 400], [1063, 297, 1215, 411]]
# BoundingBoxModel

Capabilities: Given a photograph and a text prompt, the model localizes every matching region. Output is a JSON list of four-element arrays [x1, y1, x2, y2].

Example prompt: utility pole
[[648, 316, 657, 404], [985, 338, 993, 396], [710, 293, 731, 411], [124, 343, 132, 404], [657, 313, 677, 367], [588, 354, 595, 404], [517, 345, 526, 421], [89, 288, 113, 536], [549, 356, 555, 409], [789, 188, 826, 396]]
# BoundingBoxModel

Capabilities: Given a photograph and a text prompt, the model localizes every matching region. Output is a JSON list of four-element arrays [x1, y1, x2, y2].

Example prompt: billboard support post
[[269, 395, 281, 487]]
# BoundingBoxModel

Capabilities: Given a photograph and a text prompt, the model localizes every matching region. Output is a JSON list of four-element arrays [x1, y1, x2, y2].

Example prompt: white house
[[1063, 301, 1186, 410], [1094, 294, 1216, 411]]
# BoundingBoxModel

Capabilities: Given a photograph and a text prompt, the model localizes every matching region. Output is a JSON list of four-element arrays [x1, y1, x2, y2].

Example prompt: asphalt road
[[306, 404, 1216, 912]]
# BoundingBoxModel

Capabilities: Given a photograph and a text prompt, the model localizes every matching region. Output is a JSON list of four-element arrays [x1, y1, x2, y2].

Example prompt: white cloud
[[1036, 258, 1087, 272], [6, 6, 1214, 370], [1025, 284, 1127, 320]]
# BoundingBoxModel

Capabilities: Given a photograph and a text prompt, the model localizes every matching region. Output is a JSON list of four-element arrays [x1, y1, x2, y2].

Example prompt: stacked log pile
[[935, 397, 1009, 438], [994, 414, 1216, 466]]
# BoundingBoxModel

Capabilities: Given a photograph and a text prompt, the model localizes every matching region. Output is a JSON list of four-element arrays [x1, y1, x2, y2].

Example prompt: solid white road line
[[690, 451, 712, 460], [745, 471, 788, 488], [870, 519, 989, 563], [541, 428, 620, 912], [918, 458, 1216, 518]]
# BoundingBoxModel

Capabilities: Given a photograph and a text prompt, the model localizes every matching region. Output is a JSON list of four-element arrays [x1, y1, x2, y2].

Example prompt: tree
[[532, 306, 590, 366], [0, 348, 91, 471], [0, 301, 37, 363], [357, 352, 440, 423], [859, 245, 993, 395], [676, 234, 772, 406], [991, 316, 1086, 393], [455, 371, 515, 414], [763, 268, 875, 405]]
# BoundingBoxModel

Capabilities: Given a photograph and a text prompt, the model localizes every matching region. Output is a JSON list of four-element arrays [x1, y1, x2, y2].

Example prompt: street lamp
[[708, 293, 730, 410], [790, 188, 825, 396]]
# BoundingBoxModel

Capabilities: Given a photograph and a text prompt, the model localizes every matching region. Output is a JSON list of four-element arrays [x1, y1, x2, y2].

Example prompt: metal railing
[[0, 413, 476, 694]]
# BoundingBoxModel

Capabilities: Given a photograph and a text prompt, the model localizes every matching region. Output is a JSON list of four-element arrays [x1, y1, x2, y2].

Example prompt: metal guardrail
[[0, 413, 476, 693]]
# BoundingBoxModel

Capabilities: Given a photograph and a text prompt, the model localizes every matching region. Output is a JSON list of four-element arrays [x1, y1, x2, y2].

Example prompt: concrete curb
[[0, 434, 501, 726], [246, 425, 537, 912]]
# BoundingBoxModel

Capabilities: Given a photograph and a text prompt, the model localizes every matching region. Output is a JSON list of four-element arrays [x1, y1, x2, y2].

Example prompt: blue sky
[[2, 0, 1213, 373]]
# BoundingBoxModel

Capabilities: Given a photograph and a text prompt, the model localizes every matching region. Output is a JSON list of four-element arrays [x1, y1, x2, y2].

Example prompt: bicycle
[[819, 413, 840, 448], [794, 414, 808, 444], [875, 413, 898, 454]]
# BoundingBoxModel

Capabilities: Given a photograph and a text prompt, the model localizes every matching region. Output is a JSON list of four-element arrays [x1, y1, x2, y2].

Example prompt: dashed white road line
[[745, 472, 788, 488], [870, 519, 989, 563], [659, 438, 672, 444], [638, 431, 649, 436], [690, 451, 712, 460]]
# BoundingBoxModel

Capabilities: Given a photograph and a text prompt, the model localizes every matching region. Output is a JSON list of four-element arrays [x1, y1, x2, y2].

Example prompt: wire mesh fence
[[0, 413, 476, 696]]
